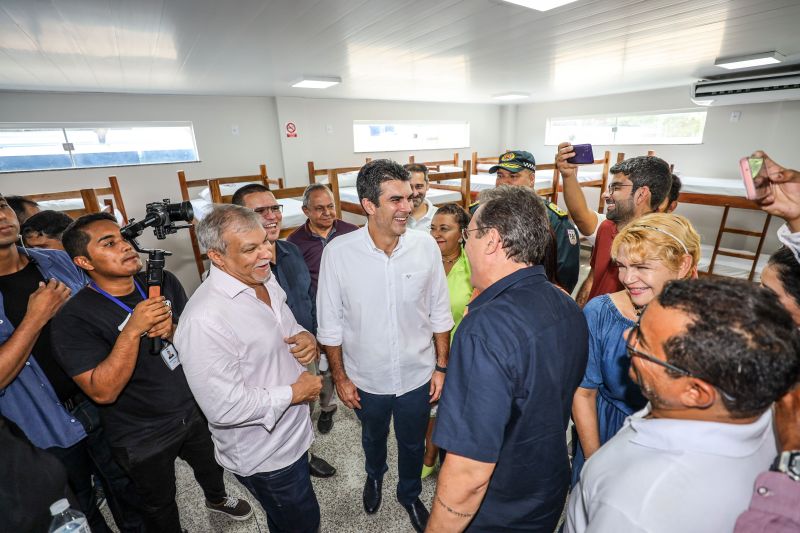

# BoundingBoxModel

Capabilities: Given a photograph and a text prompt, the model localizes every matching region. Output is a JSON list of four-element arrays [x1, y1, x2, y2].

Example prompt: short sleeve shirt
[[434, 266, 589, 532], [588, 219, 622, 300], [51, 271, 195, 448]]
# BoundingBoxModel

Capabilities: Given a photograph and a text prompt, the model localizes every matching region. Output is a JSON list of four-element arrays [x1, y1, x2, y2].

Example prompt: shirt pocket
[[402, 271, 429, 302]]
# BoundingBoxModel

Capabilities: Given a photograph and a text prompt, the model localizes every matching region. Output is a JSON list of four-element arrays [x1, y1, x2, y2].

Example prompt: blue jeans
[[235, 453, 320, 533], [355, 381, 431, 505], [71, 399, 145, 533]]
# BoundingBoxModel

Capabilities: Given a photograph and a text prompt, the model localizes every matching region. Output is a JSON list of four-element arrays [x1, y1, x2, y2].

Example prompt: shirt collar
[[207, 263, 269, 299], [361, 223, 405, 256], [626, 404, 774, 457], [469, 265, 545, 310], [304, 219, 339, 241]]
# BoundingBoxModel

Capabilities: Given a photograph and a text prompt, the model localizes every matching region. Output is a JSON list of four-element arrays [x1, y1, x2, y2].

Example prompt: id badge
[[160, 343, 181, 370]]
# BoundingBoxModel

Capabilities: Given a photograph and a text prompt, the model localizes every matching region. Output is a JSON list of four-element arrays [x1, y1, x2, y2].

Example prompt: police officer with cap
[[469, 150, 580, 292]]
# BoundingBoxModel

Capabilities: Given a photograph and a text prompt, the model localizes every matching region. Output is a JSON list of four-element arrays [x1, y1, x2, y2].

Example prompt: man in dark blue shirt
[[429, 186, 588, 532], [233, 184, 336, 478]]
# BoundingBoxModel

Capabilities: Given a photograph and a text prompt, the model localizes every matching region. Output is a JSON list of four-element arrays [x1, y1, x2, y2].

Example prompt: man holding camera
[[51, 212, 252, 533]]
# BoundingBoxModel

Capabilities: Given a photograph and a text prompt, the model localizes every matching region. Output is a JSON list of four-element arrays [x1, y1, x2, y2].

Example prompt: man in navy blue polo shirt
[[429, 185, 589, 532]]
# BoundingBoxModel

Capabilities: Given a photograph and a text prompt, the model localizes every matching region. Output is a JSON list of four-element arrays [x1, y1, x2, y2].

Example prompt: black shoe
[[309, 454, 336, 478], [362, 477, 382, 514], [400, 498, 429, 533], [317, 410, 334, 434]]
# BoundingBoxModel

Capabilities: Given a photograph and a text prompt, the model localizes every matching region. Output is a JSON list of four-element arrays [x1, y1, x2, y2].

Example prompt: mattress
[[37, 197, 125, 224], [338, 186, 462, 206], [677, 175, 746, 197], [436, 169, 603, 193], [697, 243, 769, 282], [190, 185, 307, 228]]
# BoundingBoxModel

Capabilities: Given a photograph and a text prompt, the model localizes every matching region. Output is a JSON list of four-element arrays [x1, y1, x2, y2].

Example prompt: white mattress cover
[[37, 198, 125, 224], [190, 196, 306, 229], [677, 175, 746, 197]]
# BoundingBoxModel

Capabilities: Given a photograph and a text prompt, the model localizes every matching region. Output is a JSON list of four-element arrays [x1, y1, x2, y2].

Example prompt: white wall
[[0, 91, 284, 292], [275, 96, 503, 185], [514, 86, 798, 256]]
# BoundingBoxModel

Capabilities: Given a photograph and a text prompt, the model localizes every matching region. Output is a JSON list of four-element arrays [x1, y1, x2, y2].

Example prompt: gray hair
[[196, 204, 262, 254], [302, 183, 334, 209], [475, 185, 549, 265]]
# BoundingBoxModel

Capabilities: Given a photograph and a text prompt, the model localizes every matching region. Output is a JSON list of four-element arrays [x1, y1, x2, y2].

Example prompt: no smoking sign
[[285, 121, 298, 138]]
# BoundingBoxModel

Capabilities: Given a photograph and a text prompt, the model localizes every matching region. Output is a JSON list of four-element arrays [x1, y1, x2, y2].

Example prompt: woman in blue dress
[[571, 213, 701, 486]]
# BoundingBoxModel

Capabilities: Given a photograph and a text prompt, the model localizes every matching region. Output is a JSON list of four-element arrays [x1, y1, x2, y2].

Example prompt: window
[[545, 111, 707, 146], [353, 120, 469, 153], [0, 122, 199, 172]]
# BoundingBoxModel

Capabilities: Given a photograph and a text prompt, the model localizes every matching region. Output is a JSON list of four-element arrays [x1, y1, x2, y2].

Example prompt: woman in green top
[[422, 203, 473, 478]]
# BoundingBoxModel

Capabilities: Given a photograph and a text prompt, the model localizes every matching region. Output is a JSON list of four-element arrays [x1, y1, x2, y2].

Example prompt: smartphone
[[567, 144, 594, 164], [739, 156, 764, 200]]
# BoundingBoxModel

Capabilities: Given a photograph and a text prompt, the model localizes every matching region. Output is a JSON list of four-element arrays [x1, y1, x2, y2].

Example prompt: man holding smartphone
[[556, 143, 672, 306]]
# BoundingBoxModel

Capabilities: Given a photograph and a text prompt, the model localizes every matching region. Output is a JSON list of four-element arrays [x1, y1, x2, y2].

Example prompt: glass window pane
[[0, 128, 71, 171], [546, 111, 706, 145]]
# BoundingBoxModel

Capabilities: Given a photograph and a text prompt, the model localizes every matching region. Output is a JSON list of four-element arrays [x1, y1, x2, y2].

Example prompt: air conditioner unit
[[690, 70, 800, 106]]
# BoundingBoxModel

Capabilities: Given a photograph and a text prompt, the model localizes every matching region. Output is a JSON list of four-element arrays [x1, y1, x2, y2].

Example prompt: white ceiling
[[1, 0, 799, 103]]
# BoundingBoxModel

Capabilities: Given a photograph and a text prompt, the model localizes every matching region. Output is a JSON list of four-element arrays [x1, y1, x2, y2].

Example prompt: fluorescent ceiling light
[[492, 92, 530, 100], [291, 76, 341, 89], [714, 51, 784, 70], [502, 0, 579, 11]]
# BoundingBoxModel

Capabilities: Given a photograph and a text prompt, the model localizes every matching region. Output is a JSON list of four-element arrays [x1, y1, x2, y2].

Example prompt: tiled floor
[[102, 249, 591, 532]]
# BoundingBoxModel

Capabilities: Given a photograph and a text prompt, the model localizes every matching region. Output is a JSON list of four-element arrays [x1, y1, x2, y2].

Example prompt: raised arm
[[557, 142, 600, 236]]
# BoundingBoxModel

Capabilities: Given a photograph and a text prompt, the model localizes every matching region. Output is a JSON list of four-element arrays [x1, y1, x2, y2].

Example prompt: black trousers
[[112, 406, 226, 533]]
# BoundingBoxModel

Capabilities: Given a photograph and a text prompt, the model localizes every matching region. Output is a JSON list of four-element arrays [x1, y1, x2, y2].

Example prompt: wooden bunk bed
[[177, 164, 283, 279], [27, 176, 129, 222]]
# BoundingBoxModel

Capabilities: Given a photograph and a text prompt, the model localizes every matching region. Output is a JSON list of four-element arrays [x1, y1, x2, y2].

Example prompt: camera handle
[[145, 249, 171, 355]]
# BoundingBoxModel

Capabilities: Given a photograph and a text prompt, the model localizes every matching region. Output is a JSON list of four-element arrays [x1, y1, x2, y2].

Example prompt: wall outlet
[[729, 111, 741, 123], [326, 124, 334, 134], [231, 125, 240, 136]]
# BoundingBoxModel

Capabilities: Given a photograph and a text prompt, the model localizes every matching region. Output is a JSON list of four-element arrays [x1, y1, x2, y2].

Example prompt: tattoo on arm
[[436, 496, 474, 518]]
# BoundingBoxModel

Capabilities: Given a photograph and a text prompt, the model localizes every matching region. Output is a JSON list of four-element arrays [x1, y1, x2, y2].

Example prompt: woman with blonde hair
[[570, 213, 701, 486]]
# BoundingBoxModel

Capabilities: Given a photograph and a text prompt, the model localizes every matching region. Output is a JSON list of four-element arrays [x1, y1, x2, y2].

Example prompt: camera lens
[[166, 201, 194, 223]]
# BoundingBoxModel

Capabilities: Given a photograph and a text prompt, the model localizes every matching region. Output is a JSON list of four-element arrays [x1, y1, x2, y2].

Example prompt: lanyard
[[89, 280, 147, 314]]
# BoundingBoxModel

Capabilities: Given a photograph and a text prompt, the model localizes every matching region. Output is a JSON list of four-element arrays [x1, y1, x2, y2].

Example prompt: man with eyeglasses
[[556, 144, 673, 306], [566, 277, 800, 533], [232, 184, 337, 479], [428, 186, 588, 533]]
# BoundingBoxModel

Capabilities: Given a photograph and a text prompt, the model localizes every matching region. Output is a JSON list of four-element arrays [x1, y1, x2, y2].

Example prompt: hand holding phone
[[567, 144, 594, 165], [739, 156, 768, 200]]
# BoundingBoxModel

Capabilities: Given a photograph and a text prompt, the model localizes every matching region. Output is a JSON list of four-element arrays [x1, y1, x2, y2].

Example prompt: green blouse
[[447, 248, 473, 339]]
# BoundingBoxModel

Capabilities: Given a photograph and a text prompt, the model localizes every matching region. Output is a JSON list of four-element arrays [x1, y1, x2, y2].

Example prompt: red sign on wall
[[285, 122, 298, 138]]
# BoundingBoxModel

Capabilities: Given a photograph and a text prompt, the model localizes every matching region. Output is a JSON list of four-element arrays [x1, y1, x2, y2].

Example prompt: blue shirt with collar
[[272, 240, 316, 335], [433, 265, 588, 532], [0, 247, 88, 449]]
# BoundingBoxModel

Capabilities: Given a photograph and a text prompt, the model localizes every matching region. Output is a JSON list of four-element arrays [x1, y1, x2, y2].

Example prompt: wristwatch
[[770, 451, 800, 482]]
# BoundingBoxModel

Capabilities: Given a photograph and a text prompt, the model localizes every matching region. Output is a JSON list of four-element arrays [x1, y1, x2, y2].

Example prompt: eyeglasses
[[625, 317, 737, 402], [253, 205, 283, 215], [461, 227, 490, 241], [607, 183, 634, 194]]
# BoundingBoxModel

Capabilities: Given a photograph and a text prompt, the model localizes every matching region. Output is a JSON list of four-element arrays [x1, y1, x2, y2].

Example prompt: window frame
[[544, 109, 708, 146], [0, 121, 200, 173]]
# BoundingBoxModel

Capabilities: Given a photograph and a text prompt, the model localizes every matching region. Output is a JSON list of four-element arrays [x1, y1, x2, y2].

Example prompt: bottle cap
[[49, 498, 70, 515]]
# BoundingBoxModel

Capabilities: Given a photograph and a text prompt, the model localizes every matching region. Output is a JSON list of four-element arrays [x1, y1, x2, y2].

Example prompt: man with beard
[[52, 213, 252, 532], [404, 163, 438, 231], [556, 144, 672, 306], [566, 278, 800, 533]]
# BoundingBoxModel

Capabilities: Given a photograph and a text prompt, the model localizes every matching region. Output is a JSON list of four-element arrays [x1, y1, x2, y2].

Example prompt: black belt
[[62, 391, 88, 412]]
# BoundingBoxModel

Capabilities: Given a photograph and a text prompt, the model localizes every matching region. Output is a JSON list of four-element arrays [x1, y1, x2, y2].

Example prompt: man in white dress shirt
[[404, 163, 438, 231], [566, 278, 800, 533], [317, 159, 454, 533], [174, 204, 323, 533]]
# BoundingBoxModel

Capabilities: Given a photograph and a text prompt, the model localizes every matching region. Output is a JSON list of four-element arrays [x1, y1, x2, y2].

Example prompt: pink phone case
[[739, 157, 758, 200]]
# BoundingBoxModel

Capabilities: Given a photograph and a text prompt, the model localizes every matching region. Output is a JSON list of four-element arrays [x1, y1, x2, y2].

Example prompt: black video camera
[[120, 199, 194, 241]]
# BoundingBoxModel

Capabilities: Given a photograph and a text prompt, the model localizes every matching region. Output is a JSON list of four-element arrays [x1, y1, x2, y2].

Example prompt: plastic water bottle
[[48, 498, 91, 533]]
